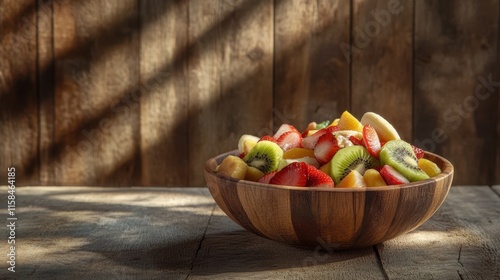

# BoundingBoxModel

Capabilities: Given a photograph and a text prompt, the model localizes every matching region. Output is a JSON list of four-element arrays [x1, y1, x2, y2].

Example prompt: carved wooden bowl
[[204, 150, 454, 249]]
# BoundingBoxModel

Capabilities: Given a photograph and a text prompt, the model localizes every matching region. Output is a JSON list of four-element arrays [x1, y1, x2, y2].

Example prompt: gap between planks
[[186, 203, 217, 280]]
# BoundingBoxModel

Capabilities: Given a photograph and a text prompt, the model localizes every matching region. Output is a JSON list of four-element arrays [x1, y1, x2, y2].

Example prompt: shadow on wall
[[1, 0, 350, 187]]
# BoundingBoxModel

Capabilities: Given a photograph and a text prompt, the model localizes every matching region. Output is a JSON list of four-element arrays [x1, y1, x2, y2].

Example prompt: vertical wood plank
[[351, 0, 413, 141], [53, 0, 140, 185], [0, 0, 39, 185], [414, 0, 499, 185], [38, 0, 55, 185], [188, 0, 274, 186], [139, 0, 188, 186], [274, 0, 350, 131]]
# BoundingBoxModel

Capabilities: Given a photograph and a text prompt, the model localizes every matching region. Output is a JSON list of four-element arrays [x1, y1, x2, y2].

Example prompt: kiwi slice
[[330, 146, 380, 184], [243, 141, 283, 173], [379, 140, 429, 182]]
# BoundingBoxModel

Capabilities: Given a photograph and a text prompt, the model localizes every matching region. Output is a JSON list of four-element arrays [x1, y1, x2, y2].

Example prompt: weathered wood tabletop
[[1, 186, 499, 279]]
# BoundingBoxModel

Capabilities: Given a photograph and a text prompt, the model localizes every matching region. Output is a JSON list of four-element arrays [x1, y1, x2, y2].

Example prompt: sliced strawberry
[[349, 136, 364, 146], [258, 171, 278, 184], [314, 133, 340, 164], [274, 124, 299, 140], [363, 125, 381, 158], [412, 145, 425, 159], [380, 141, 387, 147], [326, 125, 339, 133], [259, 135, 278, 143], [306, 165, 334, 188], [380, 165, 409, 185], [269, 162, 308, 187], [301, 129, 328, 149], [277, 131, 302, 151], [238, 152, 246, 159]]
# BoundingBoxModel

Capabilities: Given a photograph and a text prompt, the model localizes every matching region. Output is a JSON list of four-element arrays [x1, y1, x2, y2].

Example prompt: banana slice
[[237, 134, 260, 153], [360, 112, 400, 142]]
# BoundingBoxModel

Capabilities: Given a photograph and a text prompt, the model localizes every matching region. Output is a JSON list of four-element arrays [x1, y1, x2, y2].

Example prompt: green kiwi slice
[[330, 146, 380, 184], [380, 140, 429, 182], [243, 141, 283, 174]]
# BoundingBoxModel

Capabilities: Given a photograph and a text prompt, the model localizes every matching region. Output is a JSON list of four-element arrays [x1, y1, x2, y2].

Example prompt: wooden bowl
[[204, 150, 454, 249]]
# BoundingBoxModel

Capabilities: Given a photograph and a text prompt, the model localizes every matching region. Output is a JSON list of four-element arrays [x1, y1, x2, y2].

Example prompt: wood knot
[[247, 47, 264, 61]]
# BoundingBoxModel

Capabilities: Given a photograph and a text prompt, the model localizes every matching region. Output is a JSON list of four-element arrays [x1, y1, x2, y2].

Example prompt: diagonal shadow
[[18, 0, 268, 185]]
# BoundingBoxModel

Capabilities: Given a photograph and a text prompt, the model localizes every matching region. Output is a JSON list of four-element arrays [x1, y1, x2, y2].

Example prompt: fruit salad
[[216, 111, 442, 188]]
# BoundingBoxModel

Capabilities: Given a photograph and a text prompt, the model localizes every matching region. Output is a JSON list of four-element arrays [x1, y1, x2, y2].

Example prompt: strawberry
[[326, 125, 339, 133], [349, 136, 364, 146], [380, 165, 409, 185], [274, 124, 299, 140], [258, 171, 278, 184], [306, 165, 334, 188], [301, 129, 328, 149], [277, 131, 302, 151], [412, 145, 425, 159], [363, 125, 381, 158], [259, 135, 278, 143], [238, 152, 246, 159], [302, 122, 318, 137], [314, 133, 340, 164], [269, 162, 308, 187]]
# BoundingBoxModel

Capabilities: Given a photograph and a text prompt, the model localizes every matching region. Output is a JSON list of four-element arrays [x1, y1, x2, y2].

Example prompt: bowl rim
[[204, 149, 454, 192]]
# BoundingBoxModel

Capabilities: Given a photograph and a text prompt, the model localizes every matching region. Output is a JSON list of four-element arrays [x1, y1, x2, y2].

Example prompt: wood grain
[[139, 0, 188, 186], [351, 0, 413, 141], [204, 150, 454, 249], [274, 0, 350, 131], [378, 186, 500, 279], [11, 186, 215, 279], [0, 0, 39, 185], [53, 0, 141, 185], [413, 0, 499, 185], [188, 0, 274, 186]]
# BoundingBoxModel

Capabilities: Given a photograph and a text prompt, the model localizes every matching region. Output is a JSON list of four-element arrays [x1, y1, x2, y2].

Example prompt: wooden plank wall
[[0, 0, 499, 187]]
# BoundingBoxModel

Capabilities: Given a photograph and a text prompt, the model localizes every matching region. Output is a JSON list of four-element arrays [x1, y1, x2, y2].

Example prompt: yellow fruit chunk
[[320, 161, 331, 175], [283, 147, 315, 159], [418, 158, 441, 177], [306, 122, 317, 131], [307, 130, 318, 137], [330, 118, 340, 127], [363, 169, 387, 187], [337, 111, 363, 132], [245, 166, 265, 181], [336, 170, 367, 188], [243, 140, 257, 155], [217, 155, 247, 179]]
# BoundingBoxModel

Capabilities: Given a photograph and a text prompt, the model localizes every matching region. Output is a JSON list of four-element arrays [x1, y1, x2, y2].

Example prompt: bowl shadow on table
[[16, 189, 373, 277], [186, 214, 376, 276]]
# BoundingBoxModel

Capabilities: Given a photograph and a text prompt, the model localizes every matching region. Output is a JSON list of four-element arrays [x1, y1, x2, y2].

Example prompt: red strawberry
[[307, 165, 334, 188], [314, 133, 340, 164], [412, 145, 425, 159], [274, 124, 299, 140], [380, 141, 387, 147], [238, 152, 246, 159], [258, 171, 278, 184], [380, 165, 409, 185], [259, 135, 278, 143], [277, 131, 302, 151], [326, 126, 339, 133], [363, 125, 381, 158], [349, 136, 364, 146], [302, 129, 328, 149], [269, 162, 308, 187]]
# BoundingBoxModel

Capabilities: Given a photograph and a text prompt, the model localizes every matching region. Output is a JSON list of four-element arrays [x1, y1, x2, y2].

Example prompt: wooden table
[[1, 186, 499, 279]]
